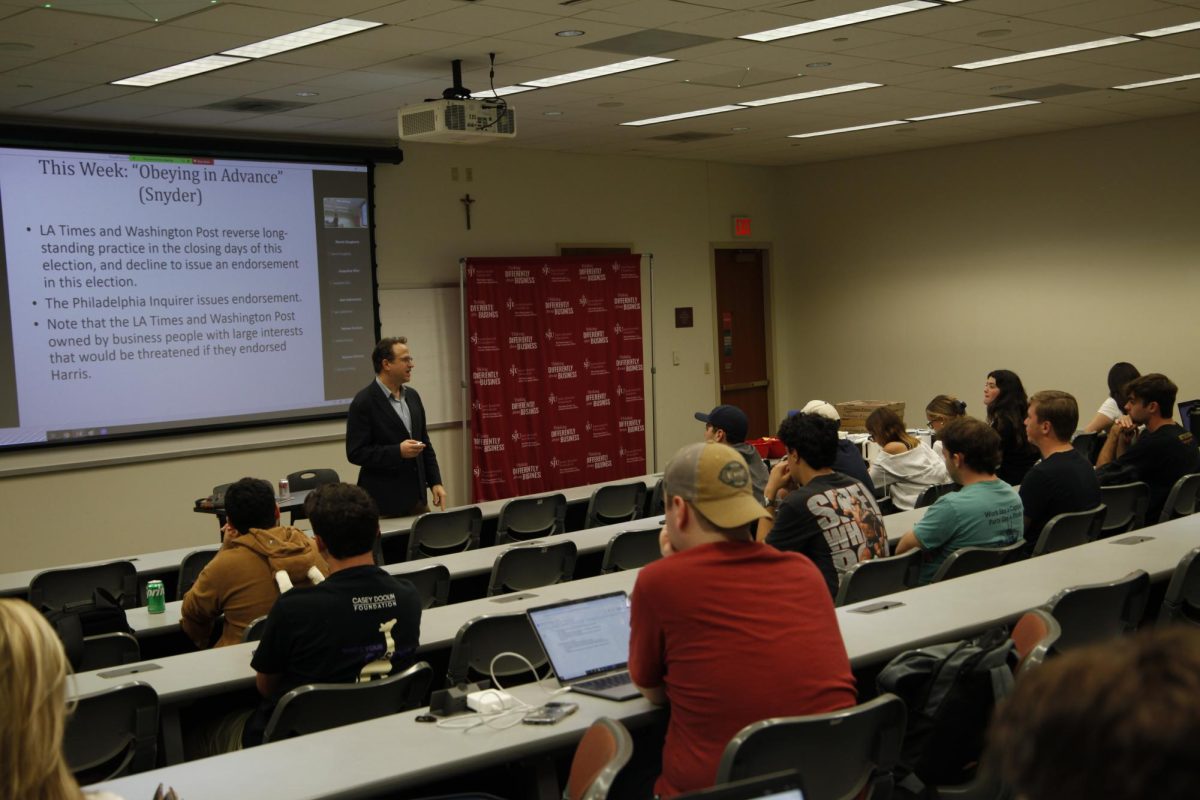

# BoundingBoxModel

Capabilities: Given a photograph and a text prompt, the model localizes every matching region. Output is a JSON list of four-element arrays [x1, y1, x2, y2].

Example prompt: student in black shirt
[[1019, 390, 1101, 554], [243, 483, 422, 747], [1096, 373, 1200, 523]]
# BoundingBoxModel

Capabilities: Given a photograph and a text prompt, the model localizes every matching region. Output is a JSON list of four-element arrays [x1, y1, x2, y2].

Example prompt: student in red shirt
[[629, 441, 858, 797]]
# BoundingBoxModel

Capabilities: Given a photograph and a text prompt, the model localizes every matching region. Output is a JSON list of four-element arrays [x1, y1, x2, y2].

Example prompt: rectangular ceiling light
[[907, 99, 1039, 120], [222, 18, 383, 58], [471, 85, 539, 98], [522, 56, 674, 88], [621, 105, 746, 126], [1138, 20, 1200, 38], [954, 36, 1137, 69], [111, 54, 249, 87], [740, 1, 938, 42], [738, 82, 882, 107], [1114, 72, 1200, 90], [788, 120, 908, 138]]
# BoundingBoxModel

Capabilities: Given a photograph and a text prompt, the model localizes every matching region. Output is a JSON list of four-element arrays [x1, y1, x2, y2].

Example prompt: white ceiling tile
[[0, 7, 153, 41]]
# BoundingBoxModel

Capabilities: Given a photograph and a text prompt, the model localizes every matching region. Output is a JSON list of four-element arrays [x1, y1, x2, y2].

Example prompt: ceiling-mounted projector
[[399, 58, 517, 143]]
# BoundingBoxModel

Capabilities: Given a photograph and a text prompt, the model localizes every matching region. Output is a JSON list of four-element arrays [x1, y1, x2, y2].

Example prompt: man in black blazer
[[346, 337, 446, 517]]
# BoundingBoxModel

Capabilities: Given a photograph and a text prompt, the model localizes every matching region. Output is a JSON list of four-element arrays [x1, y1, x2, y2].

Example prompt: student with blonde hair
[[0, 598, 124, 800]]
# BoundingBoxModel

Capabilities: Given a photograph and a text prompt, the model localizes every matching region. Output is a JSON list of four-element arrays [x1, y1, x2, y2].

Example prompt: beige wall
[[0, 143, 783, 572], [775, 111, 1200, 428]]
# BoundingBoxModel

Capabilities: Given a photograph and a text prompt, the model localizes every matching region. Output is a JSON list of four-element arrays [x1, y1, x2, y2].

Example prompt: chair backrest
[[262, 661, 432, 743], [585, 482, 647, 529], [929, 541, 1024, 583], [28, 561, 139, 610], [486, 540, 577, 596], [1159, 546, 1200, 627], [915, 482, 957, 509], [63, 682, 159, 784], [1159, 473, 1200, 523], [1010, 608, 1061, 676], [397, 563, 452, 609], [1099, 482, 1150, 536], [1031, 504, 1106, 557], [445, 613, 548, 687], [715, 694, 907, 800], [834, 550, 920, 607], [176, 548, 219, 599], [1179, 399, 1200, 433], [1070, 432, 1101, 464], [496, 494, 567, 544], [565, 717, 635, 800], [286, 468, 340, 522], [1045, 569, 1150, 652], [644, 477, 665, 518], [407, 507, 483, 560], [80, 632, 141, 671], [242, 614, 268, 642], [600, 528, 661, 574]]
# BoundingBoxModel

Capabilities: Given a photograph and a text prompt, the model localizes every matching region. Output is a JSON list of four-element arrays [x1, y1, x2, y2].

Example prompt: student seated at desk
[[181, 477, 329, 648], [895, 417, 1022, 584], [242, 483, 422, 748], [0, 598, 129, 800], [865, 406, 949, 511]]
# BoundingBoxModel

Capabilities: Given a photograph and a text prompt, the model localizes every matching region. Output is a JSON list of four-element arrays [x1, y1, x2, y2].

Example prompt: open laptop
[[526, 591, 641, 701], [674, 771, 806, 800]]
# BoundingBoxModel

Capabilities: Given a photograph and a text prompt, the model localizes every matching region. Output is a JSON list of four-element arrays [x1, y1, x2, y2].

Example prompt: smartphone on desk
[[523, 701, 579, 725]]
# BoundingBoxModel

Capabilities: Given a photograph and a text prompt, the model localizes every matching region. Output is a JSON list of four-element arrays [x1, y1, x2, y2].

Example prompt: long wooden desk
[[87, 514, 1200, 799]]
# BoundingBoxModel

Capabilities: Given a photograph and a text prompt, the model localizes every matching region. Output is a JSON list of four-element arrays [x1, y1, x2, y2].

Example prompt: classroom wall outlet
[[465, 167, 474, 182], [450, 167, 459, 181], [672, 351, 680, 366], [704, 361, 711, 374]]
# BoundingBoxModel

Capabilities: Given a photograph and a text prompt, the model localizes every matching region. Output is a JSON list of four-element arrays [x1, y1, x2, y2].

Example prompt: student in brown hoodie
[[181, 477, 329, 648]]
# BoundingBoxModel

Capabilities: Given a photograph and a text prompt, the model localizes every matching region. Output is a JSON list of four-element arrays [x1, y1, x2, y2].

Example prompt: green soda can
[[146, 579, 166, 614]]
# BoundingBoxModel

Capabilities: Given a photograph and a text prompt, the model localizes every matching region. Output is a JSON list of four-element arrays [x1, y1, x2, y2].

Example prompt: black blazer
[[345, 381, 442, 517]]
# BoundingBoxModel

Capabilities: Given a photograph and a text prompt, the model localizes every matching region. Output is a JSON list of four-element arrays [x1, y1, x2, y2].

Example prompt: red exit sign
[[732, 216, 752, 237]]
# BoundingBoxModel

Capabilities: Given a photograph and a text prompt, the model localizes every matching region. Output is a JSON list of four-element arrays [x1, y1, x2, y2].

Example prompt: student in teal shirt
[[896, 416, 1023, 584]]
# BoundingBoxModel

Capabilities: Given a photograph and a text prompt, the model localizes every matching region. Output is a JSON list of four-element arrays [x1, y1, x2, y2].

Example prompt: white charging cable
[[434, 650, 568, 730]]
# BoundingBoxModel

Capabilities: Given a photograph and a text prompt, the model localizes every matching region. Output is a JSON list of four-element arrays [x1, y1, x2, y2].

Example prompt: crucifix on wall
[[460, 193, 475, 230]]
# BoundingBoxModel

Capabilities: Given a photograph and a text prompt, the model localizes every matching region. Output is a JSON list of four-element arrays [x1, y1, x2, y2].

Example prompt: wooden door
[[713, 249, 771, 440]]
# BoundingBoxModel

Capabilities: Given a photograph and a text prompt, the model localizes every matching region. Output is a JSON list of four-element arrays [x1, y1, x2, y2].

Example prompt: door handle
[[721, 380, 770, 392]]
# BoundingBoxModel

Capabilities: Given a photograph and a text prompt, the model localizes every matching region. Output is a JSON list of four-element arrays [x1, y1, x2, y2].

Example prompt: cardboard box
[[834, 400, 906, 433]]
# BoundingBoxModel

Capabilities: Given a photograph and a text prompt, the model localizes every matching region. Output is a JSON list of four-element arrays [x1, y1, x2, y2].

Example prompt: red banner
[[465, 256, 646, 501]]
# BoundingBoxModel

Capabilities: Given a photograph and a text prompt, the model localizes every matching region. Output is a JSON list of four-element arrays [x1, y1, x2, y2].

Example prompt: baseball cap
[[800, 400, 840, 422], [694, 404, 749, 444], [662, 442, 770, 530]]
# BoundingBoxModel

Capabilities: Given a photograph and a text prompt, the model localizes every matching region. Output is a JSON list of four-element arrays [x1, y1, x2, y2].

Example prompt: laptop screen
[[673, 771, 805, 800], [527, 591, 631, 682]]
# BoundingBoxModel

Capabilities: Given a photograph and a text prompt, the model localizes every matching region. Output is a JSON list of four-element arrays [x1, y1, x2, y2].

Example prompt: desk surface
[[88, 515, 1200, 800]]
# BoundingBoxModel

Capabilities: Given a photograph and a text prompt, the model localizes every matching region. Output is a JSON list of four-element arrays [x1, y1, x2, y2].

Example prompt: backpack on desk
[[41, 587, 134, 670], [876, 627, 1017, 796]]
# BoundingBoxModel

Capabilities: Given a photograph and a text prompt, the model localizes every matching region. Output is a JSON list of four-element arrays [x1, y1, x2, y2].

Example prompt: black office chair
[[565, 717, 635, 800], [1159, 473, 1200, 523], [486, 540, 577, 596], [396, 563, 452, 609], [495, 494, 567, 544], [1099, 482, 1150, 537], [1044, 569, 1149, 653], [63, 682, 159, 784], [715, 694, 907, 800], [1030, 505, 1106, 557], [29, 561, 139, 610], [79, 632, 141, 671], [1159, 546, 1200, 627], [929, 541, 1024, 583], [243, 614, 268, 642], [600, 528, 661, 573], [262, 661, 432, 743], [834, 550, 920, 607], [445, 613, 549, 687], [407, 507, 483, 560], [176, 548, 219, 599], [286, 468, 340, 523], [915, 482, 958, 509], [1070, 432, 1102, 464], [584, 482, 647, 528], [644, 478, 665, 518]]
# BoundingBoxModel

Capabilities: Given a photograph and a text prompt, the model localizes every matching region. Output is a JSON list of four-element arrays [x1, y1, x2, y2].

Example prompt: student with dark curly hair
[[984, 369, 1039, 485]]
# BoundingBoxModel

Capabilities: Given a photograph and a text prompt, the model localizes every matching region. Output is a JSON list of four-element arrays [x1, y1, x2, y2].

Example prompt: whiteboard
[[377, 286, 463, 427]]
